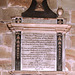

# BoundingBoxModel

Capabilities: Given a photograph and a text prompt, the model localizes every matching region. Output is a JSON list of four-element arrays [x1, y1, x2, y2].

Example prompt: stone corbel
[[8, 71, 14, 75]]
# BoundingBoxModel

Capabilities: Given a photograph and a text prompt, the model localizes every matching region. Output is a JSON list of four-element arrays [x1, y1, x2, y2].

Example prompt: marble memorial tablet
[[21, 31, 57, 71], [8, 23, 71, 72], [15, 30, 63, 71]]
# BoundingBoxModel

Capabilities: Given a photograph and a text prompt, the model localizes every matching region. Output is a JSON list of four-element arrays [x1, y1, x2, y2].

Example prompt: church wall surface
[[0, 0, 75, 75]]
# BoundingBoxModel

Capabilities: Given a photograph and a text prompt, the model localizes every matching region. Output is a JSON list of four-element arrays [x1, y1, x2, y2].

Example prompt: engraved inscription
[[21, 32, 57, 71]]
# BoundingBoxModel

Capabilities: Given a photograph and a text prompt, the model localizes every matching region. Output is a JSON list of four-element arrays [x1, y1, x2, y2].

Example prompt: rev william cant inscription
[[21, 32, 57, 71]]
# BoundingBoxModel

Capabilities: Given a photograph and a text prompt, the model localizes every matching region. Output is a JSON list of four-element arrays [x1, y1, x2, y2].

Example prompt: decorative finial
[[57, 7, 64, 18]]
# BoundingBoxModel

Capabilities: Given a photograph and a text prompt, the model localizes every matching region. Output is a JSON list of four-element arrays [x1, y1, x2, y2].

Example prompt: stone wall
[[0, 0, 75, 75]]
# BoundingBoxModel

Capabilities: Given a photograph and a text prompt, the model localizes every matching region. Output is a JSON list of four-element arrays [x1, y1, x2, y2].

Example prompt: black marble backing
[[57, 33, 63, 71], [15, 31, 21, 70]]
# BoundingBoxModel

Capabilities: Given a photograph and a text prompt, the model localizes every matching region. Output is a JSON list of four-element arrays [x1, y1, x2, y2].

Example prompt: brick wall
[[0, 0, 75, 75]]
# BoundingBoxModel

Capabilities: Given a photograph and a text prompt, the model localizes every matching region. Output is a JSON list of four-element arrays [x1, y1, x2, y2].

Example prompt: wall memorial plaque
[[21, 31, 57, 71], [6, 23, 71, 74], [15, 30, 64, 71], [7, 20, 71, 75]]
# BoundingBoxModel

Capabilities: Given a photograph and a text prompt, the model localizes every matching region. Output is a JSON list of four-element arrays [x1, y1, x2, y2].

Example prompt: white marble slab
[[21, 31, 57, 71]]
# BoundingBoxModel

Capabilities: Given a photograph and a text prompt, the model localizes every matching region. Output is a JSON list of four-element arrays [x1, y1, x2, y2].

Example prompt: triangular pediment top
[[21, 0, 57, 18]]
